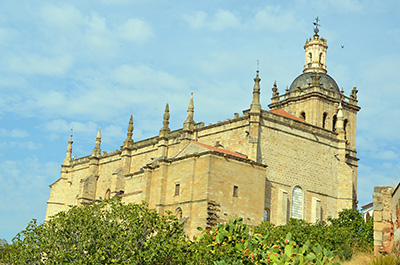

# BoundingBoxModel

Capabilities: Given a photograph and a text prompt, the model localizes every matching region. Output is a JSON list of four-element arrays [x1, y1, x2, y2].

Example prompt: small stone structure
[[373, 183, 400, 256]]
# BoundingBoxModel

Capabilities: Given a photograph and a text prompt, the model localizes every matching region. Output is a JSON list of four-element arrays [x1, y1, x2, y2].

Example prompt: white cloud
[[40, 4, 85, 31], [0, 141, 41, 150], [9, 54, 73, 76], [117, 18, 153, 43], [0, 128, 28, 138], [251, 5, 301, 32], [44, 119, 99, 135], [183, 9, 240, 31]]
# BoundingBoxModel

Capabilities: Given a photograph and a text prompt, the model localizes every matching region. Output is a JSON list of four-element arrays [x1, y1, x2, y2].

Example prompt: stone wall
[[373, 186, 394, 255]]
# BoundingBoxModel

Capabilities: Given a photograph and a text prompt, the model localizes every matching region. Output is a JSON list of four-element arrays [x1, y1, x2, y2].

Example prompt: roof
[[361, 202, 373, 209], [192, 141, 250, 160], [289, 72, 340, 92], [270, 109, 305, 122]]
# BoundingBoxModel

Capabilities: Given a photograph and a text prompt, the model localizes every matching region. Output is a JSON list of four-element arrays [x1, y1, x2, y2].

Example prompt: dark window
[[300, 111, 306, 121], [105, 189, 111, 200], [332, 115, 337, 132], [344, 119, 349, 139], [322, 113, 327, 128], [233, 185, 238, 197], [175, 183, 180, 196]]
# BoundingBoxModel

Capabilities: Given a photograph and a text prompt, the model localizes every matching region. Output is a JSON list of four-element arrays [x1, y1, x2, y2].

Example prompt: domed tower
[[268, 18, 360, 150]]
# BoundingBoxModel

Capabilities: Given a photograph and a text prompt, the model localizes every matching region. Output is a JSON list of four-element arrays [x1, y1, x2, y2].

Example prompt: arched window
[[300, 111, 306, 121], [308, 52, 312, 63], [264, 208, 271, 222], [175, 207, 183, 219], [322, 113, 327, 128], [291, 186, 303, 219], [105, 189, 111, 200], [344, 119, 349, 139], [319, 53, 323, 64], [332, 115, 337, 132]]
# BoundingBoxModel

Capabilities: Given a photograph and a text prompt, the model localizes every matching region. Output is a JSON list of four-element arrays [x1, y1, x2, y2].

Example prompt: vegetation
[[368, 254, 400, 265], [0, 199, 374, 264]]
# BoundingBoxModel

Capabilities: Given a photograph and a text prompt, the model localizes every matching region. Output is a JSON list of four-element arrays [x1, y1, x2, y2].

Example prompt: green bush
[[2, 199, 189, 264], [254, 209, 373, 261]]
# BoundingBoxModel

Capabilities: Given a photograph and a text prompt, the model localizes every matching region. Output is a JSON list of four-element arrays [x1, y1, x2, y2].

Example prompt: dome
[[289, 72, 340, 92]]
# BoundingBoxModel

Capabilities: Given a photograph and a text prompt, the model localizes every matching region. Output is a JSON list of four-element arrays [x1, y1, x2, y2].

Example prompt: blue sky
[[1, 0, 399, 242]]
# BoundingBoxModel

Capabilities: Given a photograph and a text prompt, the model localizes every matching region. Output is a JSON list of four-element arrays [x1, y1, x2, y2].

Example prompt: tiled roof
[[192, 141, 250, 160], [270, 109, 305, 122]]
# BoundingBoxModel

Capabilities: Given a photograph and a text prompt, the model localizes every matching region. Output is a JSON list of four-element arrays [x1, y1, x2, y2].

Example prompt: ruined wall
[[373, 186, 394, 256]]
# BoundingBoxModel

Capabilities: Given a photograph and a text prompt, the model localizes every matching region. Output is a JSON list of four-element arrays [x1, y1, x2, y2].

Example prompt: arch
[[300, 111, 306, 121], [105, 189, 111, 200], [344, 119, 349, 139], [319, 53, 323, 64], [308, 52, 312, 63], [264, 208, 271, 222], [291, 186, 303, 219], [175, 207, 183, 219], [332, 115, 337, 132], [322, 112, 327, 128]]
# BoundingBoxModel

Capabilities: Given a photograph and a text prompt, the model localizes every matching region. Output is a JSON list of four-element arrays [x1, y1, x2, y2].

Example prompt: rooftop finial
[[63, 133, 73, 165], [123, 115, 134, 148], [92, 127, 102, 157], [313, 16, 320, 36], [159, 103, 171, 138], [183, 93, 195, 132]]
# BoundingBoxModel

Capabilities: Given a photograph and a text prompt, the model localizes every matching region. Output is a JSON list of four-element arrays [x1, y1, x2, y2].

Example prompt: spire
[[183, 93, 194, 132], [250, 70, 261, 112], [272, 81, 279, 97], [159, 103, 171, 138], [63, 134, 73, 165], [92, 128, 101, 157], [123, 115, 134, 148]]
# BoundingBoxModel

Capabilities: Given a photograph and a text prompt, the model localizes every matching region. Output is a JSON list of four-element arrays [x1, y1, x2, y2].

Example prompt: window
[[322, 113, 327, 128], [291, 186, 303, 219], [175, 183, 180, 196], [300, 111, 306, 121], [332, 115, 337, 132], [344, 119, 349, 139], [233, 185, 238, 197], [264, 208, 271, 222], [105, 189, 111, 200], [175, 207, 182, 219]]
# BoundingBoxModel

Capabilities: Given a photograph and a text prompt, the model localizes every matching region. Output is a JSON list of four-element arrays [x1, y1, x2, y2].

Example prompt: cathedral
[[46, 25, 360, 237]]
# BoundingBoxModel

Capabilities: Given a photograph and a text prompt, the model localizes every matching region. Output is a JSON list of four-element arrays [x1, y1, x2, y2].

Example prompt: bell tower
[[268, 18, 360, 149]]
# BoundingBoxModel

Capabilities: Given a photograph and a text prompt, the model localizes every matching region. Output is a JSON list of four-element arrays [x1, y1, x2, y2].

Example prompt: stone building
[[46, 27, 361, 237]]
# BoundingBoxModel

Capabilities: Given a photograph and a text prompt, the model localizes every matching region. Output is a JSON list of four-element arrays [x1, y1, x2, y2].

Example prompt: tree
[[2, 199, 188, 264]]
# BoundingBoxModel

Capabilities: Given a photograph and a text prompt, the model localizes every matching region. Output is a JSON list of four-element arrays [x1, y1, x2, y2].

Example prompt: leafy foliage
[[254, 209, 373, 261], [2, 199, 188, 264], [1, 203, 373, 264]]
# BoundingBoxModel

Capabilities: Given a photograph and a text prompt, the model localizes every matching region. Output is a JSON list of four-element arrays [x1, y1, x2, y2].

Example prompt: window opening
[[300, 111, 306, 121], [175, 183, 180, 196], [322, 113, 327, 128], [233, 185, 238, 197], [332, 115, 337, 132]]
